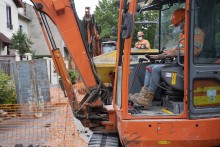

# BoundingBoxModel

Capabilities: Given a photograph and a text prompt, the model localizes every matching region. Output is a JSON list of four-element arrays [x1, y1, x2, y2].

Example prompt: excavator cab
[[128, 1, 186, 115], [127, 0, 220, 119]]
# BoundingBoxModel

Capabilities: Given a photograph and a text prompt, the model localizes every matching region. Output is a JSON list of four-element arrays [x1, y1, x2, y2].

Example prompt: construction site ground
[[0, 85, 92, 147]]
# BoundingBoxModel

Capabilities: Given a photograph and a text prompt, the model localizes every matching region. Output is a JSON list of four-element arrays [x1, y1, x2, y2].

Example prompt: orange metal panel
[[121, 0, 137, 119], [52, 0, 65, 15], [120, 118, 220, 146], [184, 0, 190, 118], [113, 0, 124, 108], [157, 123, 173, 135], [52, 49, 76, 108]]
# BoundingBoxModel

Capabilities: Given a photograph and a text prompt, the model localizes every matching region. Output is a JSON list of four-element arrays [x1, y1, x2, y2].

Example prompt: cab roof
[[141, 0, 185, 11]]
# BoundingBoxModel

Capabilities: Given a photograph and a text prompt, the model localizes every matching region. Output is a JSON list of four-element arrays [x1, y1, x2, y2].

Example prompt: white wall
[[43, 57, 70, 85], [0, 0, 19, 55], [43, 57, 59, 84], [0, 0, 19, 38], [18, 17, 28, 35], [18, 6, 24, 15], [18, 3, 30, 37], [0, 46, 7, 55]]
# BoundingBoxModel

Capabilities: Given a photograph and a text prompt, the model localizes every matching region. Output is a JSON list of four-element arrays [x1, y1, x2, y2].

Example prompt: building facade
[[0, 0, 70, 84], [0, 0, 23, 56]]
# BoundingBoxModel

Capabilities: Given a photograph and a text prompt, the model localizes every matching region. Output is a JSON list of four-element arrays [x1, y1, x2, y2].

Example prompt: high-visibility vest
[[135, 39, 151, 49], [173, 27, 205, 56]]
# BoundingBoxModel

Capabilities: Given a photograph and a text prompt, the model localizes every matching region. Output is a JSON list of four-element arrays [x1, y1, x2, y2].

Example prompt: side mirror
[[121, 13, 133, 39]]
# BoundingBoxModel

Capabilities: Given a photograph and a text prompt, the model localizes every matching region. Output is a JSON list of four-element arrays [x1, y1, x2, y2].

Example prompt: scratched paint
[[14, 60, 50, 115]]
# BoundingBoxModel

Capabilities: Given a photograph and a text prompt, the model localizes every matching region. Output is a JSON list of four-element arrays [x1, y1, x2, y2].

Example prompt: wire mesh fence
[[0, 60, 87, 147], [0, 60, 13, 77], [0, 88, 87, 147]]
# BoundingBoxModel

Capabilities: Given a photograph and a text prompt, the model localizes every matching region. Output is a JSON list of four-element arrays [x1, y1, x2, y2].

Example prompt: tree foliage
[[94, 0, 118, 38], [68, 70, 78, 84], [11, 31, 33, 55], [133, 10, 159, 48], [94, 0, 159, 48], [0, 70, 16, 104]]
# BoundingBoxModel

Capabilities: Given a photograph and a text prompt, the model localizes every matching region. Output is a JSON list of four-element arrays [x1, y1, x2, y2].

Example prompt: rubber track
[[88, 132, 120, 147]]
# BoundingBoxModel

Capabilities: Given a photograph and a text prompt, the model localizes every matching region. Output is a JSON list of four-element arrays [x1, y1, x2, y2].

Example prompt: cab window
[[194, 0, 220, 64]]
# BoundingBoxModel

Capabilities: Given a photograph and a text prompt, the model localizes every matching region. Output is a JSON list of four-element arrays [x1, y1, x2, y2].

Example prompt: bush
[[0, 70, 16, 104], [68, 70, 78, 84]]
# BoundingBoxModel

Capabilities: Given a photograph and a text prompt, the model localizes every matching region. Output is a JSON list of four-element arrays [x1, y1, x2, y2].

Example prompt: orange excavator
[[83, 7, 117, 56], [31, 0, 220, 146], [83, 7, 102, 57]]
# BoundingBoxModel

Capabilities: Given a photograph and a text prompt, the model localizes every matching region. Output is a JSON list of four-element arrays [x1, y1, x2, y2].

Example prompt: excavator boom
[[84, 7, 101, 57], [31, 0, 113, 129], [31, 0, 98, 90]]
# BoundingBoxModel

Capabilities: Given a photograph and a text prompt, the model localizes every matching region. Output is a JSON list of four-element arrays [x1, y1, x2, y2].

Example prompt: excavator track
[[88, 132, 121, 147]]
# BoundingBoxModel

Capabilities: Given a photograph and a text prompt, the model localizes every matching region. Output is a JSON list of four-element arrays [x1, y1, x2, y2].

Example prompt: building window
[[6, 5, 13, 30], [19, 25, 23, 32]]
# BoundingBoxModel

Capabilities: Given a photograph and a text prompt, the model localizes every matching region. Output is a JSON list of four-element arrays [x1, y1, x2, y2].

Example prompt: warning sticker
[[171, 72, 177, 85], [165, 73, 172, 77], [158, 140, 171, 144]]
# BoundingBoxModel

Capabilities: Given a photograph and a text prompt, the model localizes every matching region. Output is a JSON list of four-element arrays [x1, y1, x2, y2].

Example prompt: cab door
[[188, 0, 220, 118]]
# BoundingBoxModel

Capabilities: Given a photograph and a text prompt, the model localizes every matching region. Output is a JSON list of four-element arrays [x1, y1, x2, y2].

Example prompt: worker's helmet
[[171, 8, 185, 26], [137, 31, 144, 37]]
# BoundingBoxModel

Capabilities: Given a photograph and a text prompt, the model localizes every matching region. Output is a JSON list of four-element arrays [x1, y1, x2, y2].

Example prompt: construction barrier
[[0, 96, 87, 147]]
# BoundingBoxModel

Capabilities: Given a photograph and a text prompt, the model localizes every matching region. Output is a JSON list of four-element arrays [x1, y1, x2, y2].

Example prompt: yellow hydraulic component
[[171, 72, 177, 85], [93, 51, 116, 83], [93, 49, 159, 83], [130, 48, 159, 54], [161, 108, 174, 114]]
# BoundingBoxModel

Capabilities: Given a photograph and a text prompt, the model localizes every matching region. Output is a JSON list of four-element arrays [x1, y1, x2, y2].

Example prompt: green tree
[[94, 1, 159, 47], [94, 0, 118, 38], [133, 10, 159, 48], [68, 69, 78, 84], [94, 0, 159, 47], [11, 31, 33, 60], [0, 70, 16, 104]]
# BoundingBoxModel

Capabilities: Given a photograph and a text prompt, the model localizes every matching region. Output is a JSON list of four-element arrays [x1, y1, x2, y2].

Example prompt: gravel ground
[[0, 85, 91, 147]]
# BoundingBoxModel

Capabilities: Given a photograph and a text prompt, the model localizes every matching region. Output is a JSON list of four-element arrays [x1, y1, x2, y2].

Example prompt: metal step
[[88, 132, 120, 147]]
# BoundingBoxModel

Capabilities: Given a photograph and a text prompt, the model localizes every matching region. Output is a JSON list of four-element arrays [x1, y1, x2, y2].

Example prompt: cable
[[39, 12, 57, 50]]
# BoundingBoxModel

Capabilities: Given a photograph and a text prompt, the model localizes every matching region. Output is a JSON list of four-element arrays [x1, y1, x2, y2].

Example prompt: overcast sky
[[22, 0, 99, 19]]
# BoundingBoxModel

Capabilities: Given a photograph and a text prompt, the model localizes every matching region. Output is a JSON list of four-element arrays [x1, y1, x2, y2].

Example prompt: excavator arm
[[30, 0, 111, 128], [83, 7, 101, 57], [31, 0, 98, 88]]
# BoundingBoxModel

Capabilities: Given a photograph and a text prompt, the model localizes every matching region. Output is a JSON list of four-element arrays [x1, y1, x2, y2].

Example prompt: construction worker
[[134, 31, 151, 49], [130, 8, 205, 108]]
